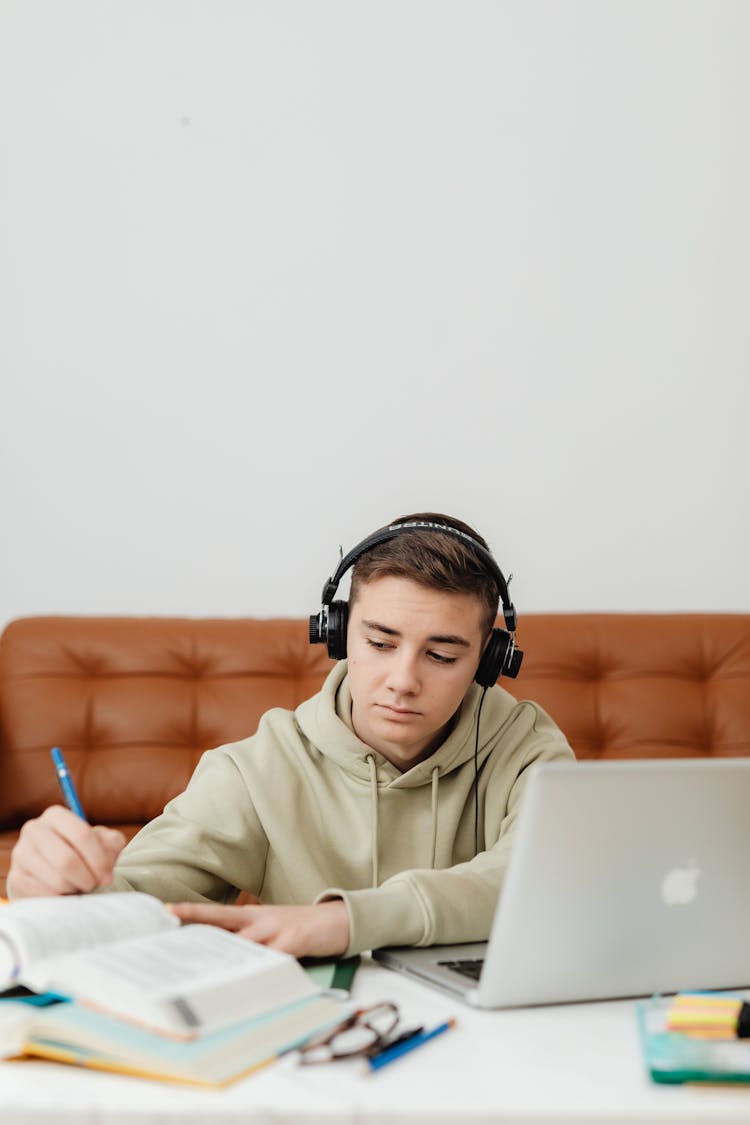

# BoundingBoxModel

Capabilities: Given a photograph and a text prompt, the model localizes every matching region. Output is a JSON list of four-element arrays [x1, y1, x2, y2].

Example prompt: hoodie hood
[[295, 661, 514, 790], [296, 661, 498, 885]]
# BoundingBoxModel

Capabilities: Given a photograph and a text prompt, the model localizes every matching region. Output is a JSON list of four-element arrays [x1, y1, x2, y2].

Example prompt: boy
[[7, 514, 574, 957]]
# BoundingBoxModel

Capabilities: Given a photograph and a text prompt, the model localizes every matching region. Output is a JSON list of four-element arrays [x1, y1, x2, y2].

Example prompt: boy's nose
[[385, 650, 420, 694]]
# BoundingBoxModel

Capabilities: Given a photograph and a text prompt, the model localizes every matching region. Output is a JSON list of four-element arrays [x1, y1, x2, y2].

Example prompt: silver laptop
[[373, 759, 750, 1007]]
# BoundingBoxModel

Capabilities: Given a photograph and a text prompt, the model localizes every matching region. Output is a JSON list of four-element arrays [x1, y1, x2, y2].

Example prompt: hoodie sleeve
[[108, 744, 269, 903], [317, 707, 575, 956]]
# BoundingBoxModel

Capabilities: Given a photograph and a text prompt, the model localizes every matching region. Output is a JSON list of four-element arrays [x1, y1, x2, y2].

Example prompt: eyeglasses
[[297, 1002, 401, 1064]]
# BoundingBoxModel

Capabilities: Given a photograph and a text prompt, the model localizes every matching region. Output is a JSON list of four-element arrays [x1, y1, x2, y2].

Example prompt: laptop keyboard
[[437, 958, 484, 981]]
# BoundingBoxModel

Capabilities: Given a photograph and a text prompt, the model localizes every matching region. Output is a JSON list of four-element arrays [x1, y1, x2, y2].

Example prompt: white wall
[[1, 0, 748, 630]]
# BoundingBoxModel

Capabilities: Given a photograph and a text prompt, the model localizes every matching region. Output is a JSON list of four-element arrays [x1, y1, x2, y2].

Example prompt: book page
[[76, 922, 291, 994], [0, 936, 17, 989], [42, 925, 318, 1035], [0, 893, 177, 985], [0, 1001, 34, 1059]]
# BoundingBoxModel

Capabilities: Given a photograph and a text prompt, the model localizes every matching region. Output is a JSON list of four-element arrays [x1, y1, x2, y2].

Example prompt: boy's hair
[[349, 512, 499, 636]]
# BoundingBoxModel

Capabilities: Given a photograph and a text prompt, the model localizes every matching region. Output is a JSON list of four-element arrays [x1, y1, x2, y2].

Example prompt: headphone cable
[[474, 686, 489, 856]]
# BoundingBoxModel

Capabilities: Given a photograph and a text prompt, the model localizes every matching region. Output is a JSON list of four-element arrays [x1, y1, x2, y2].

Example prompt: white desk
[[2, 958, 750, 1124]]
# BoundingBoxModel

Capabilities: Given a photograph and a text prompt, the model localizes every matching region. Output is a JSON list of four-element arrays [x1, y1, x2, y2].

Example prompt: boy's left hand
[[166, 899, 350, 958]]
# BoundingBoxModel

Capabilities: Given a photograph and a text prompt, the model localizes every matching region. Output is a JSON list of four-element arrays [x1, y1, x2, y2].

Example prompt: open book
[[0, 893, 343, 1084]]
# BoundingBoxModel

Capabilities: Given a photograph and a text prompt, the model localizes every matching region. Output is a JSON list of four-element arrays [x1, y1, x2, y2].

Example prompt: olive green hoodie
[[111, 662, 574, 955]]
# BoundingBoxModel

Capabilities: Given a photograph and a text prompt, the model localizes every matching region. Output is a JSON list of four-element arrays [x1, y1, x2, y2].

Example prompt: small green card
[[303, 955, 360, 992]]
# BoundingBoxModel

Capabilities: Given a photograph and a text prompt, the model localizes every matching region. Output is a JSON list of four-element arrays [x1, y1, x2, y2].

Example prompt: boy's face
[[346, 575, 487, 771]]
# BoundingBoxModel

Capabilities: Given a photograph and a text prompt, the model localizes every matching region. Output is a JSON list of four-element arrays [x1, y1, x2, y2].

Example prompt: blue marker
[[50, 747, 87, 821]]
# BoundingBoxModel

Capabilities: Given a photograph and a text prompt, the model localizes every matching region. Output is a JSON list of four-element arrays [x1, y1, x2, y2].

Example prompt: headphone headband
[[321, 520, 517, 632]]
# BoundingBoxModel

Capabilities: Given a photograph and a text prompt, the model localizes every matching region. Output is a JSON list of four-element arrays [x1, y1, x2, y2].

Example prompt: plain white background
[[1, 1, 747, 631]]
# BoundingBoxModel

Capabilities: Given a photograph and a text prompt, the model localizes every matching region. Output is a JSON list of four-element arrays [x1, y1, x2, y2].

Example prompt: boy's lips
[[376, 704, 421, 720]]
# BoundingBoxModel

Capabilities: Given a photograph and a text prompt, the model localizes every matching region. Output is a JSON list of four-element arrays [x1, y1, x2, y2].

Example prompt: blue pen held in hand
[[51, 747, 87, 821]]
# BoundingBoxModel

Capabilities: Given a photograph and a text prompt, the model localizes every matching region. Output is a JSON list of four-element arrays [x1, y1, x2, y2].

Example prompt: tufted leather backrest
[[0, 617, 334, 828], [1, 613, 749, 832], [505, 615, 750, 759]]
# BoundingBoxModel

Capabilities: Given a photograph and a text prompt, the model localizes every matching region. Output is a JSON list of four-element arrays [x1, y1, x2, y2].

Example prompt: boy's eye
[[363, 638, 457, 664], [366, 638, 392, 652]]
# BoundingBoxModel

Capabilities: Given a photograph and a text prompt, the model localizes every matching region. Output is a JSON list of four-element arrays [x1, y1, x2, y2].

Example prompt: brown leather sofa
[[2, 613, 749, 897]]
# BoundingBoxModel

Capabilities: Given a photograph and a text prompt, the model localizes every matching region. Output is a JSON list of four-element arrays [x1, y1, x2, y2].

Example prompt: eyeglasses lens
[[299, 1003, 399, 1064]]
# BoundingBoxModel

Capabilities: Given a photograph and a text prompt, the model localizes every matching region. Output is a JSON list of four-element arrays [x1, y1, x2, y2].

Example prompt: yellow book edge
[[14, 1038, 276, 1089]]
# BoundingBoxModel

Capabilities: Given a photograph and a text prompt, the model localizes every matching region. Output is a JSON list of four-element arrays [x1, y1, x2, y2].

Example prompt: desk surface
[[2, 958, 750, 1124]]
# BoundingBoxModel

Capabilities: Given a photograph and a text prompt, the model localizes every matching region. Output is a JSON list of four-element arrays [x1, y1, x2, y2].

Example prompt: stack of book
[[0, 892, 344, 1086]]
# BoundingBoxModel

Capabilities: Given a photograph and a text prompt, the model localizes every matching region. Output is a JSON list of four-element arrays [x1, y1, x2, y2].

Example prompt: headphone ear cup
[[475, 629, 511, 687], [326, 600, 349, 660]]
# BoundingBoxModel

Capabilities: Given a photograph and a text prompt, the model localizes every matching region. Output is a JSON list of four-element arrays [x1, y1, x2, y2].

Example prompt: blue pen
[[50, 747, 87, 821], [367, 1018, 456, 1073]]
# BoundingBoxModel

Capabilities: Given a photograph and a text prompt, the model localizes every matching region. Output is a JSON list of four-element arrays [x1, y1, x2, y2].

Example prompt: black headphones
[[309, 520, 523, 686]]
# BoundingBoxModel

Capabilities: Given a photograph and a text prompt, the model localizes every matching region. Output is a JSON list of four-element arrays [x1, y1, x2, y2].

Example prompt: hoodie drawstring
[[366, 755, 440, 883], [366, 754, 379, 888], [430, 766, 439, 869]]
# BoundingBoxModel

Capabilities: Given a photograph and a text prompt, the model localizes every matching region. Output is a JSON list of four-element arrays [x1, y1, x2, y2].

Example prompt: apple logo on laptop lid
[[661, 859, 701, 906]]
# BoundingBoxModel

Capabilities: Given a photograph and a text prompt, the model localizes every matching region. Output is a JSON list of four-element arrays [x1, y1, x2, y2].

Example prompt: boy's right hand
[[7, 806, 126, 898]]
